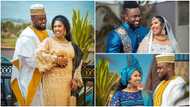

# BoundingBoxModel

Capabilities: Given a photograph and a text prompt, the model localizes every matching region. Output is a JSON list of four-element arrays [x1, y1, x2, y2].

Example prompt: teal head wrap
[[120, 65, 142, 86]]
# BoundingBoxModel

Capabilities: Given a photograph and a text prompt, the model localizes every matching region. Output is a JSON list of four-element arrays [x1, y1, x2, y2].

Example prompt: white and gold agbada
[[154, 54, 186, 106], [153, 76, 186, 106], [11, 20, 51, 105]]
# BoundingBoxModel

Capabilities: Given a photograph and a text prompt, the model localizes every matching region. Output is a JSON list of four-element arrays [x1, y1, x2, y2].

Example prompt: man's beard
[[34, 24, 46, 30], [129, 23, 139, 30], [159, 74, 168, 81]]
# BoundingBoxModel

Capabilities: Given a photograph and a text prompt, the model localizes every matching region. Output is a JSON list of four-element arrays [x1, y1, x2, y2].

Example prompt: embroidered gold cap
[[156, 54, 175, 64], [30, 4, 46, 15]]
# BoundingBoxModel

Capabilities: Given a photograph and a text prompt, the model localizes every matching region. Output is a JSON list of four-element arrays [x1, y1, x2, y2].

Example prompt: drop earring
[[64, 31, 66, 36]]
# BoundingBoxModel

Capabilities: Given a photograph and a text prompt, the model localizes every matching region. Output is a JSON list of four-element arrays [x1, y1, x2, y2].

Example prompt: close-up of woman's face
[[53, 20, 66, 38], [128, 70, 141, 86], [151, 17, 164, 35]]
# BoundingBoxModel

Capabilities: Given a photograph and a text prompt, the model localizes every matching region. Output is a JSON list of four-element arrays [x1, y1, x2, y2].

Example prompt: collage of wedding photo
[[1, 0, 189, 106]]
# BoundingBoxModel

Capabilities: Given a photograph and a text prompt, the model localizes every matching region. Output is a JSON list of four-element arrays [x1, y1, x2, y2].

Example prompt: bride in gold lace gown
[[36, 15, 83, 106]]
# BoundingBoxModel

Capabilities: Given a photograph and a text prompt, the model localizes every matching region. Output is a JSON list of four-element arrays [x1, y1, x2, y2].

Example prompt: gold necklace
[[53, 36, 69, 44], [154, 35, 168, 41]]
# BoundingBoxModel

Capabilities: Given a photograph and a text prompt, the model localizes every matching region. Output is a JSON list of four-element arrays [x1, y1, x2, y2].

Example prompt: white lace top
[[150, 43, 174, 53], [137, 35, 176, 53]]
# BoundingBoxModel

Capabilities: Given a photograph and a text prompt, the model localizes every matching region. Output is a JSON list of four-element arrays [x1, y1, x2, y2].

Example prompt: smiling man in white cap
[[153, 54, 186, 106], [30, 4, 47, 31], [11, 4, 51, 106]]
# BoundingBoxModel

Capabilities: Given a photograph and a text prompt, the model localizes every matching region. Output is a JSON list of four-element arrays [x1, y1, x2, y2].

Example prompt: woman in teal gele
[[111, 65, 152, 106]]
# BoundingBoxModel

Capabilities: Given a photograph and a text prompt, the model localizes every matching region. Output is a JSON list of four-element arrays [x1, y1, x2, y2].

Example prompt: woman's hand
[[57, 55, 68, 67], [70, 79, 78, 91]]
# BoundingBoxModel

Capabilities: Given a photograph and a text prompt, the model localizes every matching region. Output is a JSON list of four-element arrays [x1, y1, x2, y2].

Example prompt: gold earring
[[64, 31, 66, 36]]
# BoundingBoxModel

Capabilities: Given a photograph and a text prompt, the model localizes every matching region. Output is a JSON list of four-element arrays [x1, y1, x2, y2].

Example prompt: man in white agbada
[[153, 54, 187, 106], [11, 4, 51, 105]]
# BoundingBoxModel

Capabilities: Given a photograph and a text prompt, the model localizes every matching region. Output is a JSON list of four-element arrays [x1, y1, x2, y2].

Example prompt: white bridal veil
[[147, 16, 179, 53]]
